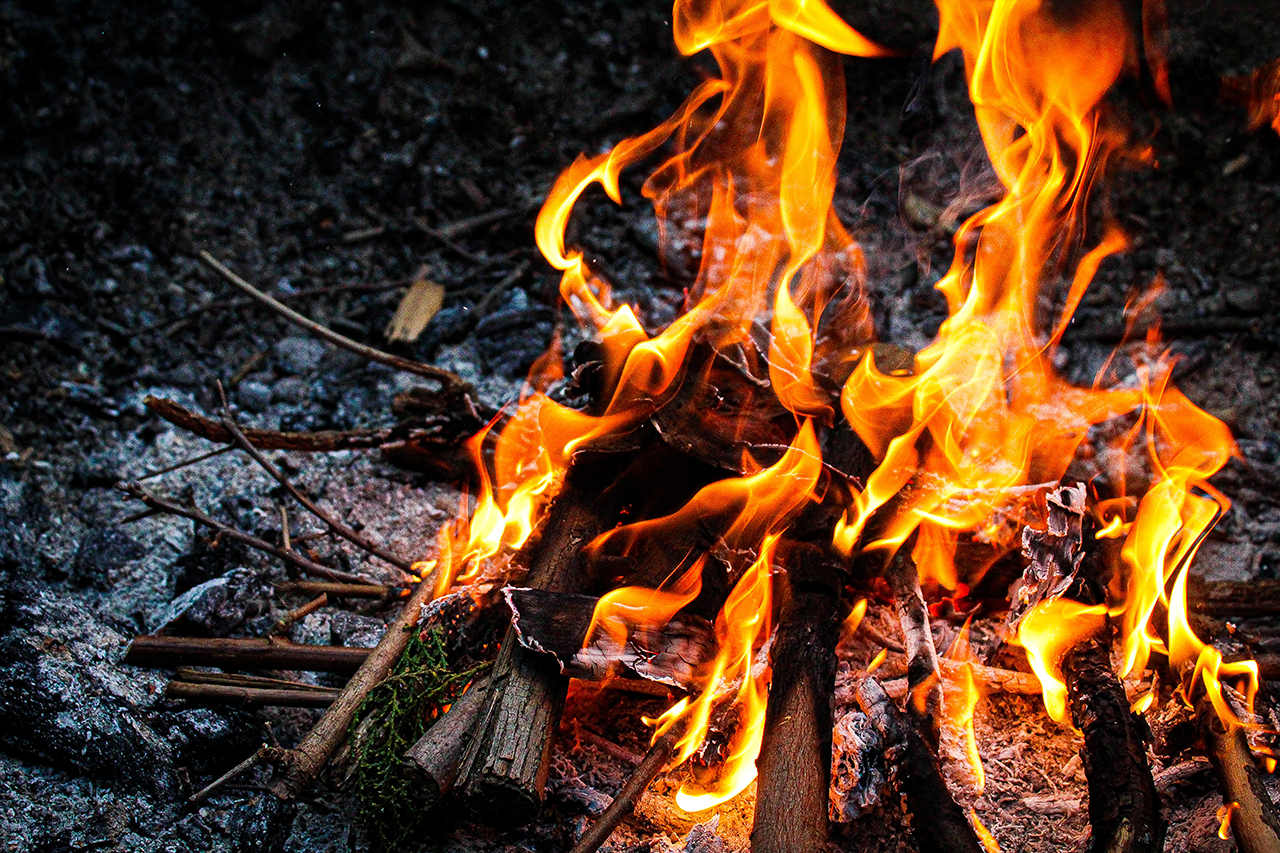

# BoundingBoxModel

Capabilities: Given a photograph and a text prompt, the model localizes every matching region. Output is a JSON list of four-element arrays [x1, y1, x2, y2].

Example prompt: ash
[[2, 0, 1279, 851]]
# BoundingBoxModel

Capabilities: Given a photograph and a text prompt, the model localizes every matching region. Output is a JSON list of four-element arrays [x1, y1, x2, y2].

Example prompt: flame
[[1218, 802, 1239, 840], [971, 808, 1003, 853], [1017, 599, 1107, 726], [943, 622, 986, 793]]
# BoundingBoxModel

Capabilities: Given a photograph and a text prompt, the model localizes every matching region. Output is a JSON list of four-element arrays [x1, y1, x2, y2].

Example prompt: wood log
[[1063, 636, 1165, 853], [1189, 577, 1280, 619], [402, 674, 493, 809], [751, 543, 840, 853], [456, 457, 621, 826], [1196, 690, 1280, 853], [164, 680, 339, 707], [855, 677, 982, 853], [125, 635, 371, 673]]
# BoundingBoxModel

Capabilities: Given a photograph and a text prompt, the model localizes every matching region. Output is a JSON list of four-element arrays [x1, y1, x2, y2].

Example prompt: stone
[[70, 529, 146, 591], [148, 568, 272, 636], [271, 376, 310, 405], [273, 336, 326, 375], [328, 610, 385, 649], [237, 380, 271, 413]]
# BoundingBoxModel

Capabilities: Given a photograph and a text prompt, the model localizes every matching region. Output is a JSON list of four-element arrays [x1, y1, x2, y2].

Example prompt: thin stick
[[144, 278, 414, 332], [280, 505, 292, 552], [125, 635, 371, 673], [120, 483, 377, 585], [198, 251, 465, 391], [271, 593, 328, 636], [275, 581, 396, 600], [219, 410, 413, 573], [267, 563, 441, 801], [165, 681, 340, 708], [146, 395, 393, 452], [137, 446, 235, 481], [568, 726, 682, 853], [189, 745, 269, 804], [175, 668, 337, 692]]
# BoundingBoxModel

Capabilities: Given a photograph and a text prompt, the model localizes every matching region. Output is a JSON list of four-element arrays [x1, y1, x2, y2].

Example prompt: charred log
[[1063, 637, 1165, 853], [855, 677, 982, 853], [751, 542, 841, 853]]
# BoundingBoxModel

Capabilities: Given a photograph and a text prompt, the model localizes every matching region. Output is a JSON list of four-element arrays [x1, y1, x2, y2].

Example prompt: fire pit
[[3, 0, 1280, 851]]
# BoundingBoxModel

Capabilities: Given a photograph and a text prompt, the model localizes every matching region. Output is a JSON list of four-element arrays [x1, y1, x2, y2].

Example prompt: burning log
[[1062, 637, 1165, 853], [1021, 484, 1164, 853], [751, 541, 840, 853], [402, 673, 493, 809], [881, 656, 1041, 698], [124, 634, 372, 673], [855, 676, 983, 853], [456, 457, 623, 825]]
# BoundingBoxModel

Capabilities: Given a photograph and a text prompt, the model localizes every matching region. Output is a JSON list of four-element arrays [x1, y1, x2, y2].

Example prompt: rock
[[328, 610, 385, 649], [474, 300, 555, 378], [149, 568, 272, 636], [273, 336, 326, 375], [271, 376, 310, 405], [1225, 280, 1267, 313], [290, 612, 332, 647], [684, 815, 727, 853], [237, 380, 272, 413], [70, 529, 146, 590]]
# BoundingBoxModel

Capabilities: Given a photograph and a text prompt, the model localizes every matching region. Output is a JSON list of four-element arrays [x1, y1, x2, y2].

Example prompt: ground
[[1, 0, 1279, 851]]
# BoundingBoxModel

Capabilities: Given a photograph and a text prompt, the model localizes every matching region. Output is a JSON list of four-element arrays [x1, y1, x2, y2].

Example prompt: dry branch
[[267, 565, 441, 801], [887, 547, 944, 736], [568, 725, 682, 853], [219, 408, 414, 573], [276, 581, 396, 600], [165, 681, 339, 708], [120, 482, 376, 584], [125, 635, 371, 673], [145, 395, 392, 451], [199, 250, 467, 392]]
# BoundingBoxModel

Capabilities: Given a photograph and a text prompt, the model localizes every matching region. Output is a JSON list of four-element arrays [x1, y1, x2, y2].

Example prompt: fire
[[432, 0, 1254, 821]]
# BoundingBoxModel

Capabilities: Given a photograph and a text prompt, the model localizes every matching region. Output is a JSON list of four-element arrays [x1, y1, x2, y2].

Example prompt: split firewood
[[456, 456, 626, 825], [267, 565, 442, 801], [855, 676, 983, 853], [125, 635, 372, 673], [752, 541, 841, 853], [402, 673, 493, 809]]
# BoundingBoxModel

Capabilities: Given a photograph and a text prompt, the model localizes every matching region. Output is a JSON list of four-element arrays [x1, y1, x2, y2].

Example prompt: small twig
[[435, 206, 521, 240], [198, 251, 466, 392], [218, 409, 414, 573], [120, 507, 162, 524], [136, 446, 235, 481], [271, 593, 328, 637], [189, 745, 269, 805], [267, 564, 442, 801], [473, 260, 532, 318], [175, 668, 336, 693], [142, 278, 414, 332], [275, 580, 395, 600], [125, 635, 371, 673], [145, 395, 392, 452], [575, 724, 644, 766], [119, 483, 376, 585], [569, 725, 683, 853], [165, 681, 341, 708], [229, 349, 268, 388], [280, 505, 292, 552]]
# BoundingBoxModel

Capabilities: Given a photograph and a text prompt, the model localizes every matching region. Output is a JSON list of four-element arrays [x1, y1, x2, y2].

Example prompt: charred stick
[[1195, 689, 1280, 853], [402, 673, 493, 809], [568, 725, 683, 853], [165, 681, 340, 708], [125, 635, 371, 673], [887, 546, 944, 737], [198, 251, 467, 392], [119, 483, 375, 584], [267, 564, 441, 801], [457, 460, 618, 826], [219, 409, 414, 573], [751, 542, 840, 853], [145, 395, 392, 451], [856, 677, 982, 853], [1062, 636, 1164, 853]]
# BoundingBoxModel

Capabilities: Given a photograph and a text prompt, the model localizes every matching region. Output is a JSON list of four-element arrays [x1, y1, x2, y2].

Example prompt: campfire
[[117, 0, 1280, 850]]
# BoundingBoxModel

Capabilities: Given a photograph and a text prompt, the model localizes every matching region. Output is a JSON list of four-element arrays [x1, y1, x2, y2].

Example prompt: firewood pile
[[5, 0, 1280, 852]]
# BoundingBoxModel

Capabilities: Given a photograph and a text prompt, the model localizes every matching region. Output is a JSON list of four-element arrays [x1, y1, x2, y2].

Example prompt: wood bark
[[402, 673, 493, 809], [751, 543, 840, 853], [855, 677, 982, 853], [125, 635, 371, 673], [1196, 691, 1280, 853], [1062, 636, 1165, 853], [267, 567, 440, 800], [456, 459, 619, 825]]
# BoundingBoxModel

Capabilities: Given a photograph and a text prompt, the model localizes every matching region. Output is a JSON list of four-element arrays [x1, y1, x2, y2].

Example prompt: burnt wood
[[855, 676, 983, 853], [1189, 576, 1280, 619], [1063, 637, 1165, 853]]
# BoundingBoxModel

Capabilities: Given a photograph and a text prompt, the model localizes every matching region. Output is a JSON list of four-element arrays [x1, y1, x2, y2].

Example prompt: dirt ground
[[2, 0, 1279, 851]]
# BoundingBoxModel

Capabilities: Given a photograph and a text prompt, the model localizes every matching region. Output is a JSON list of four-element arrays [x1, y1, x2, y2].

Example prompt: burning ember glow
[[426, 0, 1264, 828]]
